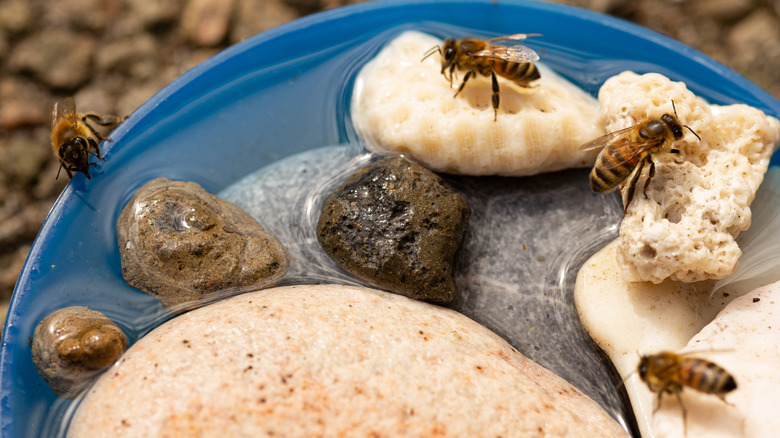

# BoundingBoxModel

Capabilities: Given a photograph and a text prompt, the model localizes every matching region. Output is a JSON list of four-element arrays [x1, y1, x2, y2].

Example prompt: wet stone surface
[[317, 156, 470, 303], [31, 306, 127, 399], [117, 177, 289, 312], [220, 145, 630, 424]]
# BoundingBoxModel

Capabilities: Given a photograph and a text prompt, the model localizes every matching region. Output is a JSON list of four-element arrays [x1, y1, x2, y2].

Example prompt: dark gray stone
[[117, 177, 289, 312], [31, 306, 128, 399], [317, 156, 470, 303]]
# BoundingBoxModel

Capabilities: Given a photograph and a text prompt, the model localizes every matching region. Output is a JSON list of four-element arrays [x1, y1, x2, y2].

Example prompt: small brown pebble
[[31, 306, 127, 399]]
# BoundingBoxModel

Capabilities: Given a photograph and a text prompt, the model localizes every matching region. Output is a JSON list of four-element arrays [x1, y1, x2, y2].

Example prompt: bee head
[[660, 114, 685, 140], [59, 137, 92, 179], [637, 356, 650, 382], [440, 38, 458, 71], [666, 100, 701, 141]]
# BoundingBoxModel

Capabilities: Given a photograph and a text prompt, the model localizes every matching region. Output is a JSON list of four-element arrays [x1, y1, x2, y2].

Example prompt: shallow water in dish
[[218, 144, 632, 429], [4, 5, 780, 436]]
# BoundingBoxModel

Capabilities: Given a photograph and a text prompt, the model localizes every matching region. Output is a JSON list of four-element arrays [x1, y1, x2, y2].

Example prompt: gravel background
[[1, 0, 779, 327]]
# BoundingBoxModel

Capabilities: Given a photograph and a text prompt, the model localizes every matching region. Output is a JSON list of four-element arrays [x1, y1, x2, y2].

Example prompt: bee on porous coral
[[422, 34, 541, 121], [638, 350, 737, 428], [579, 101, 700, 212], [51, 97, 125, 180]]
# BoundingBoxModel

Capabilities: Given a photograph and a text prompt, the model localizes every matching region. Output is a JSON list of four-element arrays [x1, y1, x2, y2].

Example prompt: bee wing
[[579, 126, 660, 171], [471, 45, 540, 63], [488, 33, 542, 43], [579, 126, 643, 151], [52, 96, 78, 129], [677, 348, 735, 358]]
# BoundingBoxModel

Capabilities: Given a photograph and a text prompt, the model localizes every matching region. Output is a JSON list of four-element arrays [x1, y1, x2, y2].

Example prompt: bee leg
[[652, 391, 664, 414], [642, 159, 655, 198], [82, 113, 124, 144], [63, 165, 74, 180], [454, 70, 473, 98], [88, 138, 106, 161], [83, 112, 125, 128], [448, 64, 457, 86], [676, 391, 689, 438], [623, 159, 644, 213], [491, 70, 500, 121], [81, 117, 108, 143], [716, 393, 735, 407]]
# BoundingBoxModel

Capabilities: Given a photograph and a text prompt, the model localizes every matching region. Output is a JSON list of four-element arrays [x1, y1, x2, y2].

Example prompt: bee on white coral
[[351, 31, 604, 177], [579, 101, 699, 212], [423, 34, 541, 121]]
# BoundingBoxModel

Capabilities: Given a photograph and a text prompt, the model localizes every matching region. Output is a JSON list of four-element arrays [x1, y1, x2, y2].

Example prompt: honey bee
[[638, 351, 737, 428], [422, 34, 541, 121], [51, 97, 125, 180], [579, 101, 700, 212]]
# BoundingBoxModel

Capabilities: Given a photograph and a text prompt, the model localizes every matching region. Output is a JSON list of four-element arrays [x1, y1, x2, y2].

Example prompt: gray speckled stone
[[316, 156, 469, 303], [117, 177, 289, 312], [219, 144, 632, 431], [31, 306, 127, 399]]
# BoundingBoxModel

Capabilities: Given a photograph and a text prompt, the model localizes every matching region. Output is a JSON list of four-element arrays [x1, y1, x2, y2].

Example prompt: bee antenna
[[685, 125, 701, 141], [614, 351, 643, 392], [617, 370, 637, 392], [56, 163, 64, 180], [670, 99, 701, 141], [421, 45, 441, 62]]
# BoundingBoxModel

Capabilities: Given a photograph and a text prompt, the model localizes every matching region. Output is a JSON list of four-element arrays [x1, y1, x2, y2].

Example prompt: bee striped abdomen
[[679, 358, 737, 396], [589, 143, 643, 193], [497, 61, 540, 85]]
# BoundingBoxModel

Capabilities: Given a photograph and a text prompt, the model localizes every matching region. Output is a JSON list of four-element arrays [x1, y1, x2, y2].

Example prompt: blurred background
[[1, 0, 779, 330]]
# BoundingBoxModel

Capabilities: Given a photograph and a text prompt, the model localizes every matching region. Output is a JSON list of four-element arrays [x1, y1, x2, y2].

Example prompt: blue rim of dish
[[3, 0, 780, 435]]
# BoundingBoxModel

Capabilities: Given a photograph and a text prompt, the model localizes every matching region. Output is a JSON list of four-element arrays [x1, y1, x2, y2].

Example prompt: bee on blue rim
[[51, 96, 125, 180]]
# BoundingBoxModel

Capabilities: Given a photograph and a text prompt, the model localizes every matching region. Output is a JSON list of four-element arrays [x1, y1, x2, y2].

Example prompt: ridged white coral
[[351, 31, 604, 176]]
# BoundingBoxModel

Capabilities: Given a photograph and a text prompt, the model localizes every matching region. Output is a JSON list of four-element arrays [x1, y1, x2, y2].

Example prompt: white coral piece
[[351, 31, 604, 176], [599, 72, 780, 283]]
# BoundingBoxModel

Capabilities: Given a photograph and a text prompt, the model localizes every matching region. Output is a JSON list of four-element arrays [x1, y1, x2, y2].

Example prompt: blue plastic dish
[[3, 0, 780, 436]]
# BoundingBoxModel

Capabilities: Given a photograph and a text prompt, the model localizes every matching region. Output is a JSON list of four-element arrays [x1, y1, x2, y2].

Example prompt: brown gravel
[[1, 0, 779, 327]]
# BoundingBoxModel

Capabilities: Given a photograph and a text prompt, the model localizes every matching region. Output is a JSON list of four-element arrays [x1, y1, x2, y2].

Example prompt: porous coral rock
[[599, 71, 780, 283], [351, 31, 604, 176]]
